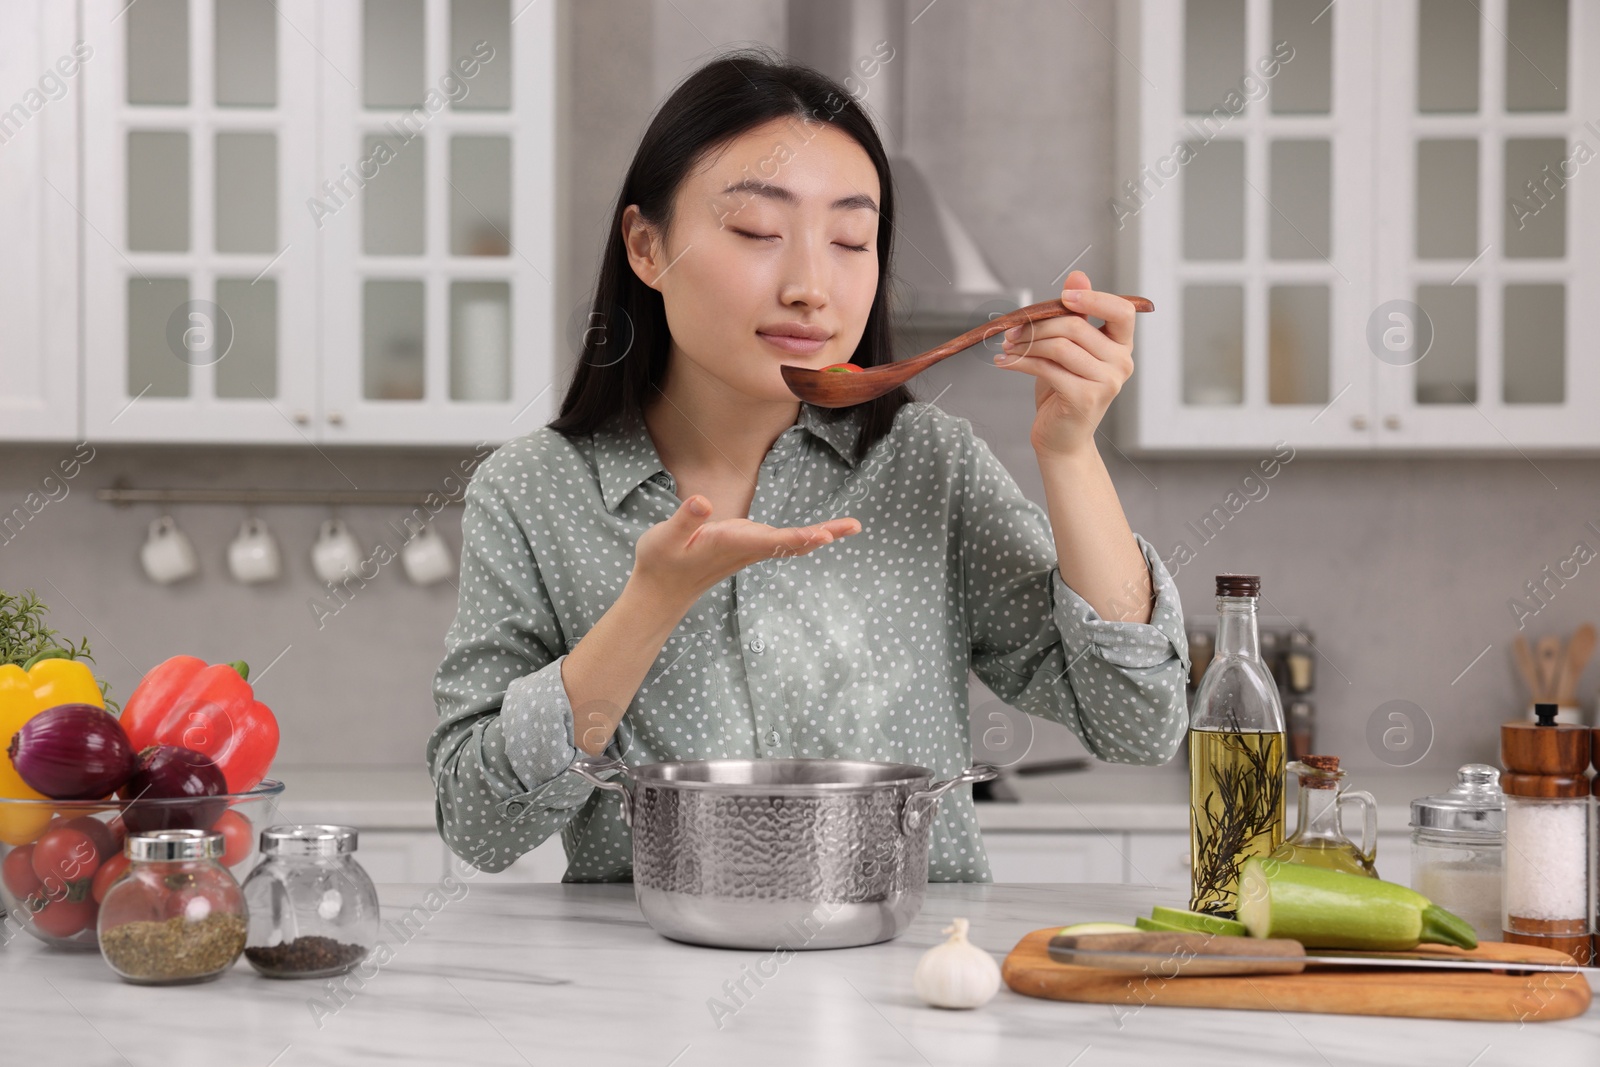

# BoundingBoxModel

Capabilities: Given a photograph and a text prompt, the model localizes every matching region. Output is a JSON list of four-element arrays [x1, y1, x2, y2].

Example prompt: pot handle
[[566, 753, 635, 827], [900, 764, 998, 835]]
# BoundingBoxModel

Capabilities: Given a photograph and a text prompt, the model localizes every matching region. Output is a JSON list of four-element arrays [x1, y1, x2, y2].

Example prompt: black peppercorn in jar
[[96, 829, 248, 985], [241, 825, 379, 979]]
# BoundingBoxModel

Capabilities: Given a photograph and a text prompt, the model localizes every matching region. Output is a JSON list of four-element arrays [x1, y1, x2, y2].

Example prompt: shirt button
[[766, 729, 780, 746], [749, 637, 766, 654]]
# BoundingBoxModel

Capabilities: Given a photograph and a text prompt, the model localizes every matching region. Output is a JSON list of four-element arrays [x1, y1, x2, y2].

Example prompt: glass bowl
[[0, 779, 284, 950]]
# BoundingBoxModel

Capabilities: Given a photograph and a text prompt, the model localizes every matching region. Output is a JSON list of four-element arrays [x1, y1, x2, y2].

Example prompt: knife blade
[[1046, 932, 1595, 978]]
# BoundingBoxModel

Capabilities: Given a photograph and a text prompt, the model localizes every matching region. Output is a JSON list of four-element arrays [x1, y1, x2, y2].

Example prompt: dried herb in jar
[[99, 913, 247, 982]]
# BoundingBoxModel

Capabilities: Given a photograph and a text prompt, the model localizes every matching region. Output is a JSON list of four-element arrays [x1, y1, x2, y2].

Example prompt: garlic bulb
[[913, 917, 1001, 1009]]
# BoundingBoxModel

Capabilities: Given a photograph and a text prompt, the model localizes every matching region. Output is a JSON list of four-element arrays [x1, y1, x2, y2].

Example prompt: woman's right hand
[[631, 495, 862, 610]]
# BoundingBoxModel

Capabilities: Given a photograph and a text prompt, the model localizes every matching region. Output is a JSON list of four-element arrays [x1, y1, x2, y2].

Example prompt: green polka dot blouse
[[428, 400, 1191, 882]]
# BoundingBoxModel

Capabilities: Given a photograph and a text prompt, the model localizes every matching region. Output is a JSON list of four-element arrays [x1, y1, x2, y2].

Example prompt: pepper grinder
[[1500, 703, 1592, 964]]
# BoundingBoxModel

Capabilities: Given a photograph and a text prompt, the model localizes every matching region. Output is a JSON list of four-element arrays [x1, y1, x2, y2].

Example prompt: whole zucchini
[[1237, 857, 1478, 951]]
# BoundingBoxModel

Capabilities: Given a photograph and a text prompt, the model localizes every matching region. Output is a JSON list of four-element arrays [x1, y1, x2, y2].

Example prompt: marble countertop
[[2, 882, 1592, 1066], [270, 763, 1444, 835]]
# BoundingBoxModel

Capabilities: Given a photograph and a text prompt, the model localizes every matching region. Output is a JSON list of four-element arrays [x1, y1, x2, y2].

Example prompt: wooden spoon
[[1535, 635, 1563, 703], [1554, 623, 1596, 705], [1512, 634, 1541, 701], [780, 296, 1155, 408]]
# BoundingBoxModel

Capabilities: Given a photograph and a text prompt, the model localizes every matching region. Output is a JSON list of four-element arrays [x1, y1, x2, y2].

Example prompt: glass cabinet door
[[1131, 0, 1375, 449], [318, 0, 555, 444], [1373, 0, 1596, 447], [83, 0, 321, 441]]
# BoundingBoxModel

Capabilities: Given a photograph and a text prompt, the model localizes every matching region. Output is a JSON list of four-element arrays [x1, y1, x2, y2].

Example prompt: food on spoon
[[119, 745, 228, 834], [820, 363, 863, 373], [1237, 857, 1477, 950], [6, 703, 136, 800], [1149, 905, 1246, 936]]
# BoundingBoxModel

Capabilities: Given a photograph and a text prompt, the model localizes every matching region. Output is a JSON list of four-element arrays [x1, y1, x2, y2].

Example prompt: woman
[[428, 50, 1190, 881]]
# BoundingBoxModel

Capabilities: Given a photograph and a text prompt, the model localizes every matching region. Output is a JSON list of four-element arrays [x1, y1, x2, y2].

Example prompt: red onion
[[119, 745, 228, 834], [7, 704, 136, 800]]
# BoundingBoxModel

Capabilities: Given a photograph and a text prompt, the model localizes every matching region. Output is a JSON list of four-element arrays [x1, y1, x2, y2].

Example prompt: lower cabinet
[[982, 831, 1127, 883], [985, 829, 1418, 891]]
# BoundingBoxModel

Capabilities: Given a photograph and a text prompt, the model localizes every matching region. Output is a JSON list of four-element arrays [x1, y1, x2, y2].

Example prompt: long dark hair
[[549, 47, 913, 462]]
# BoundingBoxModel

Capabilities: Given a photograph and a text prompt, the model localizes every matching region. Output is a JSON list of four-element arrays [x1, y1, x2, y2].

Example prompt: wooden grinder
[[1500, 703, 1593, 964]]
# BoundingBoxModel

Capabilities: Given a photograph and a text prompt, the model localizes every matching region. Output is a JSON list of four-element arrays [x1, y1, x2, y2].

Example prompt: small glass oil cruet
[[1269, 754, 1379, 877]]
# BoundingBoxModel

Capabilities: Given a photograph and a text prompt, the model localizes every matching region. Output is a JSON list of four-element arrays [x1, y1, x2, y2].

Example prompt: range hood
[[786, 0, 1028, 320]]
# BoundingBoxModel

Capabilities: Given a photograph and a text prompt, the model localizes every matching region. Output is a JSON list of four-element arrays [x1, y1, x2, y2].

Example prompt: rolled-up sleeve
[[426, 466, 615, 873], [960, 427, 1190, 765]]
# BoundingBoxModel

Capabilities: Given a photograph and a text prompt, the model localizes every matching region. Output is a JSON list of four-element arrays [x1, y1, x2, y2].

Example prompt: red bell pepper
[[119, 656, 279, 794]]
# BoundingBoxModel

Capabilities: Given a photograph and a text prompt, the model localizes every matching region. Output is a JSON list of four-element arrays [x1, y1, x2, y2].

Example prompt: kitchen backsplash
[[2, 438, 1594, 774]]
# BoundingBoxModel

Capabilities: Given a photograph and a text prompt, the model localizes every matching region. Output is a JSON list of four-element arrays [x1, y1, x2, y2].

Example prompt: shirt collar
[[592, 402, 864, 513]]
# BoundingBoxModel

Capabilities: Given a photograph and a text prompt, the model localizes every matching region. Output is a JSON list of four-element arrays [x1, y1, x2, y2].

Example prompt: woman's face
[[625, 116, 882, 404]]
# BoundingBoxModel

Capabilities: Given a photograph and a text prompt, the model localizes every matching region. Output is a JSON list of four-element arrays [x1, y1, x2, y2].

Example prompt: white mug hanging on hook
[[140, 516, 200, 585], [228, 517, 282, 585], [401, 525, 455, 586], [311, 519, 364, 585]]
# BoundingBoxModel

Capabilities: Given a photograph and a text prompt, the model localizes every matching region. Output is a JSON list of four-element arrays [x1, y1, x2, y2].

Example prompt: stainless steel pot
[[567, 755, 997, 950]]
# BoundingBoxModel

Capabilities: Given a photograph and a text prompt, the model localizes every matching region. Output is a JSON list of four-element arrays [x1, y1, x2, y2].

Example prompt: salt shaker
[[1500, 704, 1592, 963], [1410, 764, 1505, 943]]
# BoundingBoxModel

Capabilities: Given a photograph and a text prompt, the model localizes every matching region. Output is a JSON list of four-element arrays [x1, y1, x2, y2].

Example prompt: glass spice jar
[[1410, 764, 1505, 944], [241, 825, 379, 979], [97, 829, 247, 985]]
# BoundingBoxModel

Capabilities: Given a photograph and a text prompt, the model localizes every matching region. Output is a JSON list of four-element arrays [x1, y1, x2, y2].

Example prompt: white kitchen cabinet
[[317, 0, 557, 444], [69, 0, 556, 445], [0, 0, 80, 440], [1116, 0, 1600, 452], [1124, 830, 1191, 893], [982, 830, 1128, 883], [358, 829, 450, 882]]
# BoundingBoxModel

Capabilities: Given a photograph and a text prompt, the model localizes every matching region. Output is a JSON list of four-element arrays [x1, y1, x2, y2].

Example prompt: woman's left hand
[[995, 270, 1136, 459]]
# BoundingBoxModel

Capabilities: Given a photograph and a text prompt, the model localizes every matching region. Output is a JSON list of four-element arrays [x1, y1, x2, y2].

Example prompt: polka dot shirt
[[427, 400, 1191, 882]]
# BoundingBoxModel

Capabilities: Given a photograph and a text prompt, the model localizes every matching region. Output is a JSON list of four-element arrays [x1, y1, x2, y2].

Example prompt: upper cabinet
[[1116, 0, 1600, 451], [75, 0, 555, 444], [0, 0, 81, 441]]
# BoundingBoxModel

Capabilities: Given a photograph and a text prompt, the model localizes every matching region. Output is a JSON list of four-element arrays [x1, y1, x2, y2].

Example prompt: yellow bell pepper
[[0, 655, 105, 845]]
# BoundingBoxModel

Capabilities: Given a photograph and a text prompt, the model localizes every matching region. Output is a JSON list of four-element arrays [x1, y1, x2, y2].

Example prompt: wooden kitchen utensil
[[779, 296, 1155, 408], [1513, 634, 1542, 700], [1554, 622, 1595, 705], [1536, 634, 1563, 702], [1002, 927, 1593, 1021]]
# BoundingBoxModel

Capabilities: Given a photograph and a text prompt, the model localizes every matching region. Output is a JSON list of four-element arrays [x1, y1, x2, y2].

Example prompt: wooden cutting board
[[1002, 927, 1593, 1022]]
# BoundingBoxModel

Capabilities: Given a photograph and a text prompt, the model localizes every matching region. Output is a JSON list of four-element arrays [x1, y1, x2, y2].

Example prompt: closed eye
[[731, 227, 868, 253]]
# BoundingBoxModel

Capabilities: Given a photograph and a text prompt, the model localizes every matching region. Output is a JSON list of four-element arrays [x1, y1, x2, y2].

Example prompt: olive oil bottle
[[1188, 575, 1286, 917]]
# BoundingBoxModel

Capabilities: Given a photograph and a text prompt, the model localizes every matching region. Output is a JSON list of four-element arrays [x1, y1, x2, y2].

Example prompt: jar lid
[[127, 828, 224, 862], [1216, 574, 1260, 597], [261, 824, 359, 858], [1501, 704, 1591, 776], [1409, 764, 1505, 833]]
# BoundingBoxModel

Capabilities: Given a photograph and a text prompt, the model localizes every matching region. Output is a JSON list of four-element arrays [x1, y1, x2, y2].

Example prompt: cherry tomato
[[91, 853, 131, 904], [58, 816, 120, 862], [211, 810, 253, 868], [3, 846, 43, 900], [32, 897, 96, 939], [32, 827, 100, 893]]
